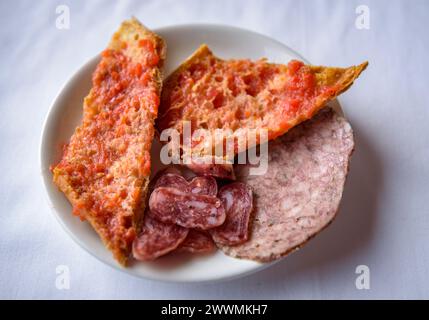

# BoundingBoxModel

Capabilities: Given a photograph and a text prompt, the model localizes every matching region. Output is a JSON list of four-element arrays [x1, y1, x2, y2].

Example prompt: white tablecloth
[[1, 0, 428, 299]]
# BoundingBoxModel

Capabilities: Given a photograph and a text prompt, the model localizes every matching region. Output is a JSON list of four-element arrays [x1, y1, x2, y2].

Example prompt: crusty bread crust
[[53, 18, 166, 266]]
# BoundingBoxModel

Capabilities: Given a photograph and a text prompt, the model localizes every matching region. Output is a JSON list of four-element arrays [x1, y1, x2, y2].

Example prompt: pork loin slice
[[217, 108, 354, 262]]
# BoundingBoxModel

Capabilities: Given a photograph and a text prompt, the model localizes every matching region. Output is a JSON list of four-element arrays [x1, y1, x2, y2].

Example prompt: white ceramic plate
[[40, 24, 321, 283]]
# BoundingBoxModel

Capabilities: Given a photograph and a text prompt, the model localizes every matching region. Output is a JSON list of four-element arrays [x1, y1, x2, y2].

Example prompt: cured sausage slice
[[210, 182, 253, 245], [149, 187, 226, 229], [187, 161, 236, 180], [188, 176, 217, 196], [149, 166, 183, 192], [186, 155, 235, 180], [132, 213, 189, 261], [154, 173, 218, 196], [177, 230, 216, 253], [218, 109, 355, 262], [154, 172, 188, 190]]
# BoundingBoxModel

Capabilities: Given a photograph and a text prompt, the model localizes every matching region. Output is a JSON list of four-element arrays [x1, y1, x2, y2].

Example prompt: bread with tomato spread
[[52, 18, 166, 266], [157, 44, 366, 162]]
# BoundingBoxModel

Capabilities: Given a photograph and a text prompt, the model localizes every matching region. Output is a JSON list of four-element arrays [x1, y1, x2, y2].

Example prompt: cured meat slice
[[210, 182, 253, 246], [177, 230, 216, 253], [187, 176, 218, 196], [149, 166, 182, 191], [157, 44, 367, 164], [132, 213, 189, 261], [187, 158, 235, 180], [154, 172, 218, 196], [218, 108, 355, 262], [149, 187, 226, 229], [154, 172, 188, 190]]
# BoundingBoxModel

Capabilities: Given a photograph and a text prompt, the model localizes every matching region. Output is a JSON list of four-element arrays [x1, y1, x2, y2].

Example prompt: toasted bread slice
[[157, 45, 366, 161], [52, 18, 166, 266]]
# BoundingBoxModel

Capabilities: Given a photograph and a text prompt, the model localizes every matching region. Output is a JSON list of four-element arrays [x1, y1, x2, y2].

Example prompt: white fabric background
[[1, 0, 428, 299]]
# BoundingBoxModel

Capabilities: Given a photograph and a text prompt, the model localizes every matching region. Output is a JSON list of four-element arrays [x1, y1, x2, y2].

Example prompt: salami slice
[[132, 213, 189, 261], [187, 156, 236, 180], [149, 187, 226, 229], [210, 182, 253, 246], [177, 230, 216, 253], [188, 176, 218, 196], [154, 173, 217, 196], [149, 166, 182, 192], [154, 173, 188, 190]]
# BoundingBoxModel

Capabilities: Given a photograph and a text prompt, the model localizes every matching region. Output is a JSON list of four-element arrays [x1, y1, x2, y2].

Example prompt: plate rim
[[39, 23, 328, 283]]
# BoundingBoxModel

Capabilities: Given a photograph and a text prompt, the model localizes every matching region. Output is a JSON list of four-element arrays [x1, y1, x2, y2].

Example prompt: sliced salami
[[154, 173, 188, 190], [149, 187, 226, 230], [154, 173, 217, 196], [177, 230, 216, 253], [187, 156, 236, 180], [210, 182, 253, 246], [132, 213, 189, 261], [149, 166, 182, 192], [188, 176, 218, 196], [218, 109, 355, 262]]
